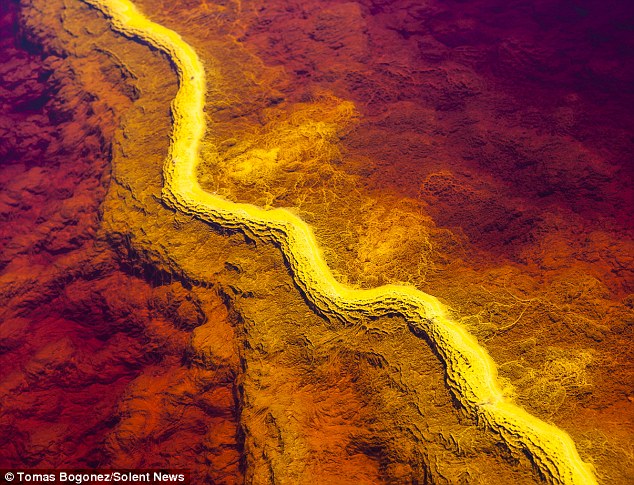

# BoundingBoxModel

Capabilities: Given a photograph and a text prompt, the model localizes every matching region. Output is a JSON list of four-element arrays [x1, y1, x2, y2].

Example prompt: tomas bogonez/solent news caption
[[1, 470, 191, 484]]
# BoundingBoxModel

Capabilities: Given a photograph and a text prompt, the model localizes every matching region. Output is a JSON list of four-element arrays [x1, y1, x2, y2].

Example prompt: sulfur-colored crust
[[79, 0, 597, 483]]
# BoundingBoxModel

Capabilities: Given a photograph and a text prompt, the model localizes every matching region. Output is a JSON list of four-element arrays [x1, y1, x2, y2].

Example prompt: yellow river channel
[[80, 0, 598, 483]]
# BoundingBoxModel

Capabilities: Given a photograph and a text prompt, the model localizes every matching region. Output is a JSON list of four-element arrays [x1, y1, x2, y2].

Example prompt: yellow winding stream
[[80, 0, 597, 482]]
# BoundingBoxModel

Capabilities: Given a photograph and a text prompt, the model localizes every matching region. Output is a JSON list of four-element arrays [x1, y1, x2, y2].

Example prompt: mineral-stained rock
[[0, 2, 242, 481], [1, 0, 633, 483]]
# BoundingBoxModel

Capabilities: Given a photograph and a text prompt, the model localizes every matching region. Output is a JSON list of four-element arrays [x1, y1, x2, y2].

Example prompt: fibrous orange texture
[[1, 0, 632, 483]]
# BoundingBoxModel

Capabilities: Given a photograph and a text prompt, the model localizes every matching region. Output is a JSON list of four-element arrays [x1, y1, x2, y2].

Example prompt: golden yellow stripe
[[80, 0, 597, 482]]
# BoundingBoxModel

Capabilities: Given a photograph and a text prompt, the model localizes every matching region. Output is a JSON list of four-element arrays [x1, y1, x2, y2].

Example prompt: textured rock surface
[[1, 0, 632, 483], [0, 2, 242, 482]]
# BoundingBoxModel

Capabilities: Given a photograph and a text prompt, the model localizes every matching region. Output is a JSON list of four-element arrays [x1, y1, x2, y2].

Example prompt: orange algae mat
[[1, 0, 632, 483]]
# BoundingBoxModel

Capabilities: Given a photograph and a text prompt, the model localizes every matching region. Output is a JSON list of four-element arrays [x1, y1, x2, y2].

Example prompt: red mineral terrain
[[0, 0, 632, 484], [0, 1, 241, 482]]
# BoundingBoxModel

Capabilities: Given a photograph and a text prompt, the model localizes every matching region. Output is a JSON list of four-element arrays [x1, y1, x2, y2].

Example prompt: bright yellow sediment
[[81, 0, 597, 483]]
